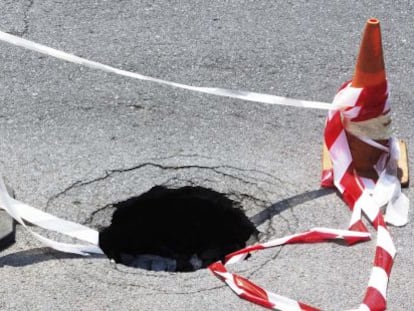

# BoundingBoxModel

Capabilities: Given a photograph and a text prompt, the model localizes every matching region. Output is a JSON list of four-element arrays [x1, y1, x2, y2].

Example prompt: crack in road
[[68, 258, 228, 295], [9, 0, 34, 37], [45, 157, 283, 212], [246, 247, 284, 279], [39, 154, 333, 258], [36, 157, 335, 294], [82, 177, 271, 235], [82, 203, 114, 226], [22, 0, 34, 36]]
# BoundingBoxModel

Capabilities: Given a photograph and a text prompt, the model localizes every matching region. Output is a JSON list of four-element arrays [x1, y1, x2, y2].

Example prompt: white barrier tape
[[380, 138, 409, 226], [337, 83, 391, 152], [0, 176, 103, 255], [0, 30, 341, 111], [367, 266, 389, 302], [344, 114, 392, 140], [356, 305, 371, 311], [0, 28, 409, 311], [7, 196, 99, 245], [355, 136, 390, 153], [377, 226, 396, 258]]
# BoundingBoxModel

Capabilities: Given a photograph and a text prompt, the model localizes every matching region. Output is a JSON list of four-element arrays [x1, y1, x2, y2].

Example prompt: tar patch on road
[[99, 186, 258, 272]]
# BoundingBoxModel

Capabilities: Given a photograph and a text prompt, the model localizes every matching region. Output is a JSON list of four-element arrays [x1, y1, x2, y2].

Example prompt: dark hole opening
[[99, 186, 258, 272]]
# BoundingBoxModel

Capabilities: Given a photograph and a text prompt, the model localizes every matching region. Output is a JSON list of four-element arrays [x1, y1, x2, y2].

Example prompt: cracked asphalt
[[0, 1, 413, 310]]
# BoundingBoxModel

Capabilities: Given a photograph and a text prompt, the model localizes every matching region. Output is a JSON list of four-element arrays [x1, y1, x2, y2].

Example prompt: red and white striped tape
[[209, 81, 409, 311], [323, 81, 408, 310], [209, 228, 371, 311]]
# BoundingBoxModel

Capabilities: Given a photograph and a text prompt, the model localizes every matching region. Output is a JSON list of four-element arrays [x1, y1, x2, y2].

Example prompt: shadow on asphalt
[[249, 188, 336, 227]]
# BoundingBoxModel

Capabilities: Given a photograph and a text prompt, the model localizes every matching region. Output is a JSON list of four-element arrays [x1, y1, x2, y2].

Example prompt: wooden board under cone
[[322, 140, 409, 188], [398, 140, 410, 187]]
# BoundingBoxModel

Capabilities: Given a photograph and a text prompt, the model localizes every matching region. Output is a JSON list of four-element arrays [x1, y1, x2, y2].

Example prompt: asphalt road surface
[[0, 1, 413, 310]]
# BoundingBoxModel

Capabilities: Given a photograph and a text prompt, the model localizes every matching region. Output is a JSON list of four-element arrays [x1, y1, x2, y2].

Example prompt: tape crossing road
[[0, 30, 342, 111], [0, 30, 410, 311]]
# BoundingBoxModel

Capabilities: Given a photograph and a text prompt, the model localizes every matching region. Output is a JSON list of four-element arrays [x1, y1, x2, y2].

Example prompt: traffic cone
[[347, 18, 388, 179], [322, 18, 409, 186], [351, 18, 386, 88]]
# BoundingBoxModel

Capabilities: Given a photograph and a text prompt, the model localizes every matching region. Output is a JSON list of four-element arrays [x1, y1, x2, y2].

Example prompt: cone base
[[397, 140, 410, 187], [321, 139, 409, 187], [346, 134, 388, 179]]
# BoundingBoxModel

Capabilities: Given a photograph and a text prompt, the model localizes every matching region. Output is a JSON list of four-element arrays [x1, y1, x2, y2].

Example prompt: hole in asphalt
[[99, 186, 258, 272]]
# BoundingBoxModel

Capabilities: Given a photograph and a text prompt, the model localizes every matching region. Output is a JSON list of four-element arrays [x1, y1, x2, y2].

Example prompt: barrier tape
[[209, 137, 407, 311], [0, 178, 103, 255], [344, 113, 392, 140], [0, 30, 341, 111], [0, 31, 410, 310], [323, 82, 408, 310], [209, 82, 409, 310]]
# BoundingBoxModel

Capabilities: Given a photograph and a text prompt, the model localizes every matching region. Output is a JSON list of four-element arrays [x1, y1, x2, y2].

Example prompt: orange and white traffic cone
[[322, 18, 409, 186], [346, 18, 389, 179]]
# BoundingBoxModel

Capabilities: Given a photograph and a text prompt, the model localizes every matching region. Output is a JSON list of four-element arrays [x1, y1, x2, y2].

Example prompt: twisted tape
[[0, 30, 339, 111], [0, 30, 410, 311], [0, 178, 103, 255], [208, 83, 409, 311], [324, 83, 408, 310]]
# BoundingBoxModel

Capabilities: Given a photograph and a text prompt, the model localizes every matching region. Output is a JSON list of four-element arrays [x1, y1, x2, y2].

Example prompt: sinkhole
[[99, 186, 258, 272]]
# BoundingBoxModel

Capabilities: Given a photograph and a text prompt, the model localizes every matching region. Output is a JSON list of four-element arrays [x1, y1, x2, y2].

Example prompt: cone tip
[[367, 17, 380, 24], [352, 18, 386, 88]]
